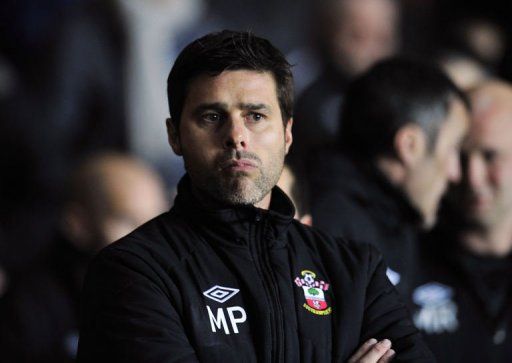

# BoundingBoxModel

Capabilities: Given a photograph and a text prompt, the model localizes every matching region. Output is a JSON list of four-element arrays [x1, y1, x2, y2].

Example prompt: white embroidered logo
[[203, 285, 239, 303], [203, 285, 246, 335], [413, 282, 458, 334]]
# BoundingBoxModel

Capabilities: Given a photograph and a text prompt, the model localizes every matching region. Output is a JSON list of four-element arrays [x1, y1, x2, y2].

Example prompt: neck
[[462, 213, 512, 257]]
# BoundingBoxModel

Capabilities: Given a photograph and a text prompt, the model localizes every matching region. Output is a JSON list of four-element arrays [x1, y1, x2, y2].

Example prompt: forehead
[[468, 92, 512, 150], [184, 70, 279, 107], [341, 0, 398, 26]]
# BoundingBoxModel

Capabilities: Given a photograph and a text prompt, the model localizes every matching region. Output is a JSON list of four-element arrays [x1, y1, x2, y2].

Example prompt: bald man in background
[[64, 153, 169, 249], [0, 153, 168, 363], [413, 80, 512, 362]]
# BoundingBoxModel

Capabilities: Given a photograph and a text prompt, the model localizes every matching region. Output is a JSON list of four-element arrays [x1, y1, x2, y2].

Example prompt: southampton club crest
[[294, 270, 332, 316]]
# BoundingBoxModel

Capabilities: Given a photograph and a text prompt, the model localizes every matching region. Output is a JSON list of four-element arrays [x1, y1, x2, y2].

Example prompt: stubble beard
[[187, 148, 285, 206]]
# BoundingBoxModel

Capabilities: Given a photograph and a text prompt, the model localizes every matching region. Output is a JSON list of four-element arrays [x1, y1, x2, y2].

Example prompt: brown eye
[[202, 113, 222, 123], [247, 112, 265, 122]]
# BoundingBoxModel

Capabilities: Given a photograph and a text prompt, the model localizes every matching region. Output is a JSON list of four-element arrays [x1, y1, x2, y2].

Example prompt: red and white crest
[[294, 270, 332, 315]]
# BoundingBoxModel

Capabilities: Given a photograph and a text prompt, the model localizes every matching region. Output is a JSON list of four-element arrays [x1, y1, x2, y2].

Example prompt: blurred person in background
[[309, 58, 470, 297], [436, 50, 491, 91], [432, 15, 506, 91], [0, 152, 168, 363], [277, 163, 312, 225], [0, 0, 204, 281], [44, 0, 204, 196], [447, 16, 507, 74], [414, 80, 512, 362], [290, 0, 400, 170]]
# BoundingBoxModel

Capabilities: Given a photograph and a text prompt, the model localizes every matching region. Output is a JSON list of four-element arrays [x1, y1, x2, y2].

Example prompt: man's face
[[405, 99, 469, 228], [459, 103, 512, 228], [168, 70, 293, 208], [328, 0, 398, 77]]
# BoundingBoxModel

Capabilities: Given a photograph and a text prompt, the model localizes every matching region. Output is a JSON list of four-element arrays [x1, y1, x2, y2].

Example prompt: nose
[[223, 117, 248, 150], [467, 154, 487, 189]]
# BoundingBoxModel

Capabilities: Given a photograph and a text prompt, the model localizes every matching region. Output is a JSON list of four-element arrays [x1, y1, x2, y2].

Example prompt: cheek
[[492, 162, 512, 192], [255, 127, 285, 149], [181, 144, 215, 174], [439, 148, 456, 178]]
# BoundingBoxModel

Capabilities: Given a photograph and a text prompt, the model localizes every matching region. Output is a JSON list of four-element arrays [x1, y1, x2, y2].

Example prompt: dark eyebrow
[[192, 102, 272, 116], [193, 102, 228, 113], [238, 103, 272, 112]]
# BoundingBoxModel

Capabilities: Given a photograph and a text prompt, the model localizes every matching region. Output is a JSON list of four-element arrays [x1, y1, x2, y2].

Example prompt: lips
[[220, 159, 258, 172]]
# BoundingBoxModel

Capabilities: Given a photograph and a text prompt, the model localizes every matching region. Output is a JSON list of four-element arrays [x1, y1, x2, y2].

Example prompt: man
[[413, 80, 512, 362], [77, 31, 433, 362], [0, 152, 168, 362], [277, 163, 312, 225], [291, 0, 400, 168], [310, 58, 470, 296], [63, 152, 169, 248]]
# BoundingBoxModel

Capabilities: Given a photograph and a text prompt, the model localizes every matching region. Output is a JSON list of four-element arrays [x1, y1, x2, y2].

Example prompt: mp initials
[[207, 306, 247, 335]]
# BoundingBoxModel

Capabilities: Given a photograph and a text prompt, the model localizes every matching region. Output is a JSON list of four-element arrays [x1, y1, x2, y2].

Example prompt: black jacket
[[77, 176, 434, 362], [0, 234, 92, 363], [310, 153, 422, 297], [290, 65, 348, 167], [413, 225, 512, 363]]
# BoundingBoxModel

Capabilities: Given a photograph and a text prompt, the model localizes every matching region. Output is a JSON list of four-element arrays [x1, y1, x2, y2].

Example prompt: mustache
[[218, 150, 262, 168]]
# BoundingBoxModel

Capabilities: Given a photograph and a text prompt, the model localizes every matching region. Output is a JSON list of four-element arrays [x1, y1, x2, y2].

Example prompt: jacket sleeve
[[361, 244, 436, 363], [77, 246, 199, 363]]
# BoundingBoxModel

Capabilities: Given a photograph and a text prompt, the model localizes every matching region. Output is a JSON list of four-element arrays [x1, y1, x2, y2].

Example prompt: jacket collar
[[332, 154, 423, 229], [172, 175, 295, 247], [360, 160, 423, 226]]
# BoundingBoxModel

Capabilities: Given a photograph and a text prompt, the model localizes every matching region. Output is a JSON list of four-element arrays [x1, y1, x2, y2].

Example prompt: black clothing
[[47, 1, 128, 174], [413, 226, 512, 363], [290, 66, 348, 169], [310, 153, 422, 297], [0, 235, 92, 363], [78, 175, 433, 362]]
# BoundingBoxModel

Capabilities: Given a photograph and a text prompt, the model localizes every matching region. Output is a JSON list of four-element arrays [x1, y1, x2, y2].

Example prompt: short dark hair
[[167, 30, 294, 128], [339, 57, 470, 160]]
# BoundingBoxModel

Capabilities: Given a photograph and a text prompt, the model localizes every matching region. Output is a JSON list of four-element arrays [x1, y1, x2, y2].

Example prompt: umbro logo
[[203, 285, 239, 303]]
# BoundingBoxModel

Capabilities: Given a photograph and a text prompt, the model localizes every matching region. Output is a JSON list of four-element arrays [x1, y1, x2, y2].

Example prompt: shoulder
[[84, 210, 198, 294], [288, 221, 384, 274], [310, 183, 377, 241]]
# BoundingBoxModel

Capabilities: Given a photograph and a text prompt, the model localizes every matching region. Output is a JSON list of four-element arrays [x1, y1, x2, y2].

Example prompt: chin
[[222, 192, 264, 206], [220, 183, 265, 206], [421, 217, 436, 230], [420, 209, 438, 230]]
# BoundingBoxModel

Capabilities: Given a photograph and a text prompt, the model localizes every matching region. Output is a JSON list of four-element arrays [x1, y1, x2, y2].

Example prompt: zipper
[[249, 211, 284, 362]]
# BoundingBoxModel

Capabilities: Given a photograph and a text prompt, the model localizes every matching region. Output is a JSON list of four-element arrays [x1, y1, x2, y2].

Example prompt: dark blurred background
[[1, 0, 512, 361]]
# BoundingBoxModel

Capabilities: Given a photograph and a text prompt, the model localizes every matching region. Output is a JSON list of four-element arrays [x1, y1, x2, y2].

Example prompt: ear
[[284, 118, 293, 154], [166, 118, 182, 156], [394, 124, 427, 167]]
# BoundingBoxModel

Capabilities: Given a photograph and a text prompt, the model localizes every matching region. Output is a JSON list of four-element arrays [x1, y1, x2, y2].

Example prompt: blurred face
[[101, 170, 169, 244], [328, 0, 398, 76], [460, 106, 512, 229], [169, 70, 293, 208], [64, 158, 169, 250], [405, 99, 469, 228]]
